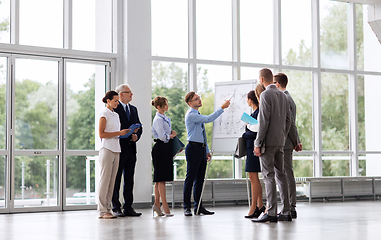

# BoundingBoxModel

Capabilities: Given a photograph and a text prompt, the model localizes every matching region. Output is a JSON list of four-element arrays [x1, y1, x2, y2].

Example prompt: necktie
[[199, 112, 207, 144], [126, 105, 130, 121]]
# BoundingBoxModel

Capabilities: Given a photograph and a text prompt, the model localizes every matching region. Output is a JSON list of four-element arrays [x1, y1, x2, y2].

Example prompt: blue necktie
[[199, 112, 207, 144], [126, 105, 130, 121]]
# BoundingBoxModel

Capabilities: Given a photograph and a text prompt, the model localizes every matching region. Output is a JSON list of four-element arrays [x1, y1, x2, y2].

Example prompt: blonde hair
[[255, 84, 266, 101]]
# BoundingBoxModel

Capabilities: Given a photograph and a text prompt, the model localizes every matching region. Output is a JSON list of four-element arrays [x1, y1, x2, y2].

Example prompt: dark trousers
[[112, 150, 137, 211], [183, 143, 207, 210]]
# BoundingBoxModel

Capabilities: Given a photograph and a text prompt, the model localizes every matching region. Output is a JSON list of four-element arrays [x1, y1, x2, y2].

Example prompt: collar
[[119, 101, 129, 109], [189, 107, 199, 114], [266, 84, 276, 89]]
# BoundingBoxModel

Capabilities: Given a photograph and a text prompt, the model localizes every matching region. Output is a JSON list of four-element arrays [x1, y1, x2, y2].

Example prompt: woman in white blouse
[[151, 96, 177, 217], [98, 91, 130, 219]]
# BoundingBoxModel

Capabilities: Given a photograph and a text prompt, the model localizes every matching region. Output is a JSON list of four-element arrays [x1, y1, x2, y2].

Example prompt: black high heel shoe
[[253, 206, 266, 218], [245, 207, 259, 218]]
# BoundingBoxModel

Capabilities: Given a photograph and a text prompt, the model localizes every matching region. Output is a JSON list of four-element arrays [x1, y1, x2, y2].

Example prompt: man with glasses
[[273, 73, 302, 219], [183, 91, 230, 216], [112, 84, 143, 217]]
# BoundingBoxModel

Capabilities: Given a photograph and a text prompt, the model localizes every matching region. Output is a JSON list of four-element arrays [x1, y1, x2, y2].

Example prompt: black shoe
[[252, 213, 277, 223], [113, 210, 125, 217], [184, 208, 192, 216], [195, 207, 214, 215], [277, 213, 292, 222], [123, 208, 142, 217], [245, 207, 259, 218], [290, 210, 297, 219], [254, 206, 266, 218]]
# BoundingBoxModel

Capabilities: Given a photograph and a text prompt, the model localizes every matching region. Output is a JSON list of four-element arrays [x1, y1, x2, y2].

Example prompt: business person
[[242, 89, 265, 219], [274, 73, 302, 218], [112, 84, 143, 217], [252, 68, 292, 223], [183, 91, 230, 216], [151, 96, 176, 217], [98, 91, 130, 219]]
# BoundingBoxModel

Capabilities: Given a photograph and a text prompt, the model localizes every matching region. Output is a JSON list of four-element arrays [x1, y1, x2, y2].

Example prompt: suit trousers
[[259, 146, 290, 216], [284, 148, 296, 210], [97, 148, 120, 217], [183, 143, 207, 210], [112, 149, 137, 211]]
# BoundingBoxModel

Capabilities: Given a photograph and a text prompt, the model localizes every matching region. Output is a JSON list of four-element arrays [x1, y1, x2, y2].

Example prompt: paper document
[[119, 123, 142, 138], [240, 112, 258, 125]]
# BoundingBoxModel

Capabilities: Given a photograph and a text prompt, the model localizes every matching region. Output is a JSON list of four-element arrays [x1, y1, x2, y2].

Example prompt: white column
[[121, 0, 153, 205]]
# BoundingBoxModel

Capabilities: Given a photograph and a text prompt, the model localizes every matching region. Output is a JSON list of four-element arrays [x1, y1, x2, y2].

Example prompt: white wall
[[117, 0, 153, 205]]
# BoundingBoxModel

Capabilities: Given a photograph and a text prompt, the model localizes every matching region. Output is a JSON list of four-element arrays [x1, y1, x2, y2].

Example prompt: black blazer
[[114, 102, 143, 154], [242, 108, 259, 149]]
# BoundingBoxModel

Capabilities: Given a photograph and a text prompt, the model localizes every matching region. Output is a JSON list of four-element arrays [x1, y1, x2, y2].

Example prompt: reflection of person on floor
[[183, 91, 230, 216], [98, 91, 130, 219], [151, 96, 176, 217]]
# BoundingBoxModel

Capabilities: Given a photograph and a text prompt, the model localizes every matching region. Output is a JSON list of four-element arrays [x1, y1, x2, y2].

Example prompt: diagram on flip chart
[[213, 80, 256, 139]]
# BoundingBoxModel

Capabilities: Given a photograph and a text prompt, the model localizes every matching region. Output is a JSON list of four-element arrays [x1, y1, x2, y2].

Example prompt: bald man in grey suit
[[252, 68, 292, 223], [274, 73, 302, 219]]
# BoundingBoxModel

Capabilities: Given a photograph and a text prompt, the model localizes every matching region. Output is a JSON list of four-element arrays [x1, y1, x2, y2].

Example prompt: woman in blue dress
[[243, 86, 266, 218]]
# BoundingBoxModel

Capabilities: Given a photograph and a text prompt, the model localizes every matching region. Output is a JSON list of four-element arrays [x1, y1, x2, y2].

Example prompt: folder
[[241, 112, 258, 125], [119, 123, 142, 138], [172, 136, 185, 159]]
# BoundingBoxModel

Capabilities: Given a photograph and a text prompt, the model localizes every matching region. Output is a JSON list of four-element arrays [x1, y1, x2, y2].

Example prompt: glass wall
[[0, 0, 10, 44], [19, 0, 63, 48], [151, 1, 381, 178]]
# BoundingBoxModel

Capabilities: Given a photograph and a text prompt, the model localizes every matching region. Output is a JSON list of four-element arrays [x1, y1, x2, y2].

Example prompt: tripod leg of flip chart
[[246, 172, 251, 207], [196, 160, 211, 215]]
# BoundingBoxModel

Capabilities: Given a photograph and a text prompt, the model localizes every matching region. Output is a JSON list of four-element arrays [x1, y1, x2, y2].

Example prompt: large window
[[0, 0, 10, 44], [151, 1, 381, 179]]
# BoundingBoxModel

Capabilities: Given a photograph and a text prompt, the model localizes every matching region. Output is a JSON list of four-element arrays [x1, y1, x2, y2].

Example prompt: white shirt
[[99, 107, 121, 153], [152, 112, 172, 143]]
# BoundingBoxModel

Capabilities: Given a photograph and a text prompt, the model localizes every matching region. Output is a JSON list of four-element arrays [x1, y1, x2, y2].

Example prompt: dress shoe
[[245, 206, 266, 218], [277, 212, 292, 221], [99, 213, 117, 219], [152, 205, 164, 217], [252, 213, 277, 223], [195, 206, 214, 215], [113, 210, 125, 217], [184, 208, 192, 216], [290, 210, 297, 219], [124, 208, 142, 217]]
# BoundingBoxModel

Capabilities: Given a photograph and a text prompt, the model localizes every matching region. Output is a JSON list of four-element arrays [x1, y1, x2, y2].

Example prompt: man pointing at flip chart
[[183, 91, 230, 216]]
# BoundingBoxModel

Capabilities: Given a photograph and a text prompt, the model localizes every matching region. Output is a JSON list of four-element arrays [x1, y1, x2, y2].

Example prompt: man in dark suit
[[112, 84, 143, 217], [274, 73, 302, 218], [252, 68, 292, 223]]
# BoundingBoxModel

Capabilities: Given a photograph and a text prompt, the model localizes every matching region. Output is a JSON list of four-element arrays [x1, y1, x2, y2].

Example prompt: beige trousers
[[98, 148, 120, 217]]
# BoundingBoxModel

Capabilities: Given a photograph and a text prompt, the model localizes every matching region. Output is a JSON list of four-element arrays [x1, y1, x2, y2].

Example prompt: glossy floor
[[1, 201, 380, 240]]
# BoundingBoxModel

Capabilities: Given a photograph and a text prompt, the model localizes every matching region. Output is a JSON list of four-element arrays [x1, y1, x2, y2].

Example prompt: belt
[[189, 141, 206, 147]]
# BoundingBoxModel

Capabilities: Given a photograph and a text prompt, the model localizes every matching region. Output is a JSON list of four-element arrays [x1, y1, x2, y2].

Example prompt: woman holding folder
[[151, 96, 177, 217], [98, 91, 130, 219], [242, 86, 266, 219]]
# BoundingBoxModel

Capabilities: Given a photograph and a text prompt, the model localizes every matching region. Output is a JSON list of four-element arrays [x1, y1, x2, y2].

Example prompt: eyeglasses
[[191, 97, 201, 102], [121, 91, 132, 94]]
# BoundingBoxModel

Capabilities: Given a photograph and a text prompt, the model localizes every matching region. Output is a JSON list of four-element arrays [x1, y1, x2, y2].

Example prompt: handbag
[[234, 137, 247, 158]]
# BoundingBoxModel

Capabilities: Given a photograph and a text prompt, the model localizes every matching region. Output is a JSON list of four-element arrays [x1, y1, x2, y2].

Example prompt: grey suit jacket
[[284, 90, 300, 149], [254, 84, 292, 148]]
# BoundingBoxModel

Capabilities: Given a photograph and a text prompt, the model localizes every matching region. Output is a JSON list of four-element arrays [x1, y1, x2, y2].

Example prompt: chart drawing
[[213, 81, 256, 139]]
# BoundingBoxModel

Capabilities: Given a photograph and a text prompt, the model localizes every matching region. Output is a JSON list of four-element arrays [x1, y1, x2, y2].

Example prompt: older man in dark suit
[[112, 84, 143, 217], [252, 68, 292, 223]]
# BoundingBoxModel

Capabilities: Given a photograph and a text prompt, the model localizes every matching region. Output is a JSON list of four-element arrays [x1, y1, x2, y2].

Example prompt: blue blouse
[[152, 112, 172, 143]]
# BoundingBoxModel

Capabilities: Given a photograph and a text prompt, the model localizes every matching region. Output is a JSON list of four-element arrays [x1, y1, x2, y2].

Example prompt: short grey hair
[[115, 84, 130, 94]]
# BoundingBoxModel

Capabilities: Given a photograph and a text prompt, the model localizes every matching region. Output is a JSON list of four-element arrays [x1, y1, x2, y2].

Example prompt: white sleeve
[[247, 123, 259, 132]]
